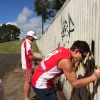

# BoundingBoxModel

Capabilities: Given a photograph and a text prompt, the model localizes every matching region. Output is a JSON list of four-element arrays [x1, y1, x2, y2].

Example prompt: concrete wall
[[36, 0, 100, 100]]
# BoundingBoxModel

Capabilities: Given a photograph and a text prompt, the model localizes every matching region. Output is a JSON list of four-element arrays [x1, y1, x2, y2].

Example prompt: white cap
[[26, 31, 38, 39]]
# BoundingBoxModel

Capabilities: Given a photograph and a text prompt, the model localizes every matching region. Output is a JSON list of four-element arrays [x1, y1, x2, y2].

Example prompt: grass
[[0, 40, 39, 54]]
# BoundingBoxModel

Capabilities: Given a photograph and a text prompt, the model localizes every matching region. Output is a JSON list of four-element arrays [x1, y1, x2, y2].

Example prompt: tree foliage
[[34, 0, 66, 22], [33, 0, 66, 34], [0, 24, 20, 43], [51, 0, 66, 11], [34, 0, 55, 23]]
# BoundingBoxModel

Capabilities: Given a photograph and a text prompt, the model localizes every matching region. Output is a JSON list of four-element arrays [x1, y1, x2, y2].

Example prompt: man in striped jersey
[[21, 31, 43, 100], [31, 40, 100, 100]]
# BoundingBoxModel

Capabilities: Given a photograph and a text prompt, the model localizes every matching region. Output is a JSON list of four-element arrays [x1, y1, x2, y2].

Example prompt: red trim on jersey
[[31, 65, 45, 85], [46, 71, 63, 87], [24, 41, 32, 69], [31, 47, 71, 88]]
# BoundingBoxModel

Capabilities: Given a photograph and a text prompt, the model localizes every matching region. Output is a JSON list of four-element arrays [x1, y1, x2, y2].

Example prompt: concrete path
[[2, 53, 67, 100]]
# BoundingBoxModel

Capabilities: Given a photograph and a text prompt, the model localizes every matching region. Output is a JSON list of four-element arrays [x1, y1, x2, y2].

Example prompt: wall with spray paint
[[36, 0, 100, 100]]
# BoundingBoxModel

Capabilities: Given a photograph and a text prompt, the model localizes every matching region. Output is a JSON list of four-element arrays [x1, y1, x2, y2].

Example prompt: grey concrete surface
[[2, 66, 67, 100], [2, 53, 67, 100]]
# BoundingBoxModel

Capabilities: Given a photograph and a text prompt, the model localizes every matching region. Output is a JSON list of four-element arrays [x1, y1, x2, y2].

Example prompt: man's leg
[[22, 69, 32, 100], [32, 86, 58, 100], [24, 81, 31, 100]]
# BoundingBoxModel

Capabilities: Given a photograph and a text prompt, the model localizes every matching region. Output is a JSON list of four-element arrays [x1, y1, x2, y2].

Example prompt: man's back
[[31, 47, 71, 88]]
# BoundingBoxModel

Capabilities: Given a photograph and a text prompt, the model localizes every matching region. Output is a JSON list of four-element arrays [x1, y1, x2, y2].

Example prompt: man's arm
[[58, 59, 100, 88], [29, 54, 43, 61]]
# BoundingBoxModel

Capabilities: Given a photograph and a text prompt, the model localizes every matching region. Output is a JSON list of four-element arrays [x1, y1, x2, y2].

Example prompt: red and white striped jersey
[[21, 39, 34, 69], [31, 47, 71, 89]]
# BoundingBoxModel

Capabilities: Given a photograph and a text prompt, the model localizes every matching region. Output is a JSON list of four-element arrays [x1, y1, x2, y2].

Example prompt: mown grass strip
[[0, 41, 39, 54]]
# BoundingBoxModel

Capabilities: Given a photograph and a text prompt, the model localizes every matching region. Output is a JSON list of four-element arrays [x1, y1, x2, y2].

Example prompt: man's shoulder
[[56, 47, 69, 51]]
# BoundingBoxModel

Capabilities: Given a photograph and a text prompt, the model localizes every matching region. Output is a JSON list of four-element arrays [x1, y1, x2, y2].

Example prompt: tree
[[34, 0, 56, 34], [0, 24, 20, 43], [34, 0, 66, 34], [51, 0, 66, 11]]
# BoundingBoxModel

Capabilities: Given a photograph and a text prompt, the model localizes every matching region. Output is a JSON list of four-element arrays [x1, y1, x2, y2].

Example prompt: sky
[[0, 0, 50, 39]]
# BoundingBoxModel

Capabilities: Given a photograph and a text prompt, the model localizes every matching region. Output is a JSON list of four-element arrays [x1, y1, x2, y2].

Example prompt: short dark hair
[[70, 40, 90, 53]]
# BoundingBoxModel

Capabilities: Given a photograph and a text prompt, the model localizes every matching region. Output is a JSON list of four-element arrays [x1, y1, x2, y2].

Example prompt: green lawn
[[0, 41, 39, 54]]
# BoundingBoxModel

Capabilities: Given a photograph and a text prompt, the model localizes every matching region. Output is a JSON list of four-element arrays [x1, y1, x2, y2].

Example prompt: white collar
[[26, 39, 32, 43]]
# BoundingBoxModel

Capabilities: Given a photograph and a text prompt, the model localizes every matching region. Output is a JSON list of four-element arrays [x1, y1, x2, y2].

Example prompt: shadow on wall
[[70, 40, 100, 100], [56, 40, 100, 100]]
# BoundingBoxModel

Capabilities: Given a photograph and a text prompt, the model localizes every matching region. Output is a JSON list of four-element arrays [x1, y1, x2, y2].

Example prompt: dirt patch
[[0, 54, 36, 100], [1, 53, 67, 100]]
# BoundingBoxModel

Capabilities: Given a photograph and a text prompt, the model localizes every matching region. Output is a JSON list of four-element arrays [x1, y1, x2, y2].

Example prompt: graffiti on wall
[[56, 52, 99, 100], [61, 13, 74, 43], [70, 40, 100, 100], [71, 52, 95, 100], [56, 40, 100, 100]]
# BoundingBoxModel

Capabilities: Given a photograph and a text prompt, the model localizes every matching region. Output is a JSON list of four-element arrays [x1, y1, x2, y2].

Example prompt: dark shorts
[[22, 69, 34, 84], [32, 85, 58, 100]]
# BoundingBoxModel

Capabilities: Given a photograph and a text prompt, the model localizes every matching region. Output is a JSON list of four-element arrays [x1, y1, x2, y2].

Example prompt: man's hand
[[92, 68, 100, 79], [34, 61, 40, 65]]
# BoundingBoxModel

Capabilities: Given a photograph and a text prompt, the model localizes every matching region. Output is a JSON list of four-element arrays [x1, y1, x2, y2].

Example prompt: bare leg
[[24, 81, 31, 100]]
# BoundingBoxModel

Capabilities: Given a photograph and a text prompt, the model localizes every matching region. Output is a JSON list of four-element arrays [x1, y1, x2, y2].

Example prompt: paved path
[[2, 53, 67, 100]]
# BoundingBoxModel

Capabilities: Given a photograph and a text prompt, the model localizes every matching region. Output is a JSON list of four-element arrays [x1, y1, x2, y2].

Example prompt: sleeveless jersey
[[31, 47, 71, 89]]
